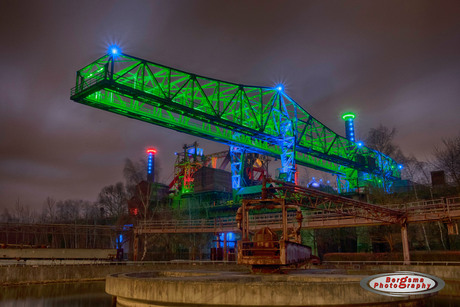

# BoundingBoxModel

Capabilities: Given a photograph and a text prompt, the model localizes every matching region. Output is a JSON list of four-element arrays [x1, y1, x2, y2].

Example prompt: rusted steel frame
[[262, 178, 405, 223], [238, 240, 310, 266], [271, 185, 401, 216], [401, 222, 411, 265], [238, 199, 285, 240], [238, 198, 302, 241], [285, 192, 402, 224]]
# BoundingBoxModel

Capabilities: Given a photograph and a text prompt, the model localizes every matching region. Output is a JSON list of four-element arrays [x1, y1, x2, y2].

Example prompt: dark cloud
[[1, 0, 460, 210]]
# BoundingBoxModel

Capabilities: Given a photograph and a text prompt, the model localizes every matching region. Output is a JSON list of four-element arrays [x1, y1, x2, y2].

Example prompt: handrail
[[70, 73, 106, 96], [137, 197, 460, 231], [2, 197, 458, 234], [0, 259, 238, 267]]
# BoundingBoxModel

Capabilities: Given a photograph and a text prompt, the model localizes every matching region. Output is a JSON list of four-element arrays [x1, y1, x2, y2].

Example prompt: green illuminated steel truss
[[70, 53, 401, 192]]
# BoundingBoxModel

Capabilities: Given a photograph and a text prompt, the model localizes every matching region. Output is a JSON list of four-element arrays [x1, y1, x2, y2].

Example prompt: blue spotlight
[[398, 164, 403, 170], [276, 84, 284, 92], [108, 45, 121, 56], [357, 141, 363, 147]]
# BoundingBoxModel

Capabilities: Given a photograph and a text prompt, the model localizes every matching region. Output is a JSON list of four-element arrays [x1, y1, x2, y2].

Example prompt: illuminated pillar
[[230, 146, 244, 190], [147, 148, 157, 183], [342, 112, 356, 142], [223, 232, 227, 261], [279, 119, 296, 183]]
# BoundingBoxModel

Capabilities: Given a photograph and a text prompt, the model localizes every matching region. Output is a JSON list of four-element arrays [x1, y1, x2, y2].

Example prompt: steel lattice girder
[[279, 118, 296, 183], [230, 146, 245, 189], [70, 54, 401, 188]]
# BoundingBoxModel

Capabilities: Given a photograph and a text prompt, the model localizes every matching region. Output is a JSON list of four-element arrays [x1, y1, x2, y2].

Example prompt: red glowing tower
[[146, 148, 157, 183]]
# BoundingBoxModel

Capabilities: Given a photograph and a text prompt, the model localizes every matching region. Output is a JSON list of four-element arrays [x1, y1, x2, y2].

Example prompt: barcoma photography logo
[[360, 271, 445, 297]]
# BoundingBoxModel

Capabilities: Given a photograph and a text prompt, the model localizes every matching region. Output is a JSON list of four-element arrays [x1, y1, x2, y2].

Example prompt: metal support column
[[223, 232, 227, 262], [133, 233, 139, 261], [230, 146, 245, 190], [279, 119, 296, 183], [401, 223, 410, 265], [281, 199, 288, 239]]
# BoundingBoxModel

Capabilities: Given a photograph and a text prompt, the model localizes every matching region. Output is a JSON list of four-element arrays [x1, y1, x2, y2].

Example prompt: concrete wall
[[0, 248, 116, 259], [106, 271, 434, 307], [3, 262, 458, 303], [0, 262, 246, 285]]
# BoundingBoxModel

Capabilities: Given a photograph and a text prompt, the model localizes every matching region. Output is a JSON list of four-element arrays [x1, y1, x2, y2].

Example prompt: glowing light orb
[[108, 45, 121, 56]]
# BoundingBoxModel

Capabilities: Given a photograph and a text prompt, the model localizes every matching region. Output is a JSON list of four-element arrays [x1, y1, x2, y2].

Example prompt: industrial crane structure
[[70, 49, 401, 193]]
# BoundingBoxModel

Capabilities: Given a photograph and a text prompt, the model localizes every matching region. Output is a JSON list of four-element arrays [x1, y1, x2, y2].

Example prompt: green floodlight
[[70, 53, 402, 193], [342, 112, 356, 121]]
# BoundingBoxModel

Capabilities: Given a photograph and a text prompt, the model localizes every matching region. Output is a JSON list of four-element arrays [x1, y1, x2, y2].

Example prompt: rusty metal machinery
[[261, 177, 406, 224], [169, 142, 230, 194], [236, 198, 311, 273], [234, 177, 409, 272]]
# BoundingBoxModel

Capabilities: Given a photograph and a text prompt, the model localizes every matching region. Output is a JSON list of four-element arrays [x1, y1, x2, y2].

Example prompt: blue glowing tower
[[342, 112, 356, 142]]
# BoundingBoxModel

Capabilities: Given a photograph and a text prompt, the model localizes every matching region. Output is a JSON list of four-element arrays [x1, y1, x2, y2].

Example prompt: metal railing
[[138, 212, 299, 233], [70, 73, 106, 96], [137, 197, 460, 233], [0, 259, 238, 267]]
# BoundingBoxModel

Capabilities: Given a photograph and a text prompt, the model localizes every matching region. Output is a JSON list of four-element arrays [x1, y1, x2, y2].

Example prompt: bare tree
[[365, 125, 402, 160], [432, 136, 460, 189], [123, 157, 162, 195], [123, 158, 147, 198], [13, 198, 36, 223], [400, 155, 431, 185], [0, 208, 13, 223], [80, 201, 100, 224], [97, 182, 128, 220], [41, 197, 56, 223], [138, 182, 161, 260], [55, 199, 81, 222]]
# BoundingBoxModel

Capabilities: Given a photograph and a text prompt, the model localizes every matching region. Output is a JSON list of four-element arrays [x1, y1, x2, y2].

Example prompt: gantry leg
[[230, 146, 245, 190], [279, 119, 296, 183]]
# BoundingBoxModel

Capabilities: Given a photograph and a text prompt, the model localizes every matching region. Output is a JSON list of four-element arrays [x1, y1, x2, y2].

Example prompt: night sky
[[1, 0, 459, 211]]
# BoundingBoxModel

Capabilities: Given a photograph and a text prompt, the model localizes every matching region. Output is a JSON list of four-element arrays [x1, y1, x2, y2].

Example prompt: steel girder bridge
[[137, 197, 460, 233], [70, 51, 401, 192], [136, 191, 460, 264]]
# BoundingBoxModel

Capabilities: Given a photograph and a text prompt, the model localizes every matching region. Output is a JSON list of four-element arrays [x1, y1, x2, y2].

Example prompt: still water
[[0, 282, 112, 307], [0, 281, 459, 307]]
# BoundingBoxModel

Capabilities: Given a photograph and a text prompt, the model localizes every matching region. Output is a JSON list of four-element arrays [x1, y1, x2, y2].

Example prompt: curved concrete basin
[[106, 270, 432, 306]]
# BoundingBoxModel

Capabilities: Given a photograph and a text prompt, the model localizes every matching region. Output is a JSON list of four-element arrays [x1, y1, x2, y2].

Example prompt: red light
[[146, 148, 157, 154]]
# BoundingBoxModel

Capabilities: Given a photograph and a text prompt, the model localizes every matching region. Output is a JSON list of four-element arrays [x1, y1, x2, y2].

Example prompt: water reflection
[[0, 282, 112, 307], [0, 281, 459, 307]]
